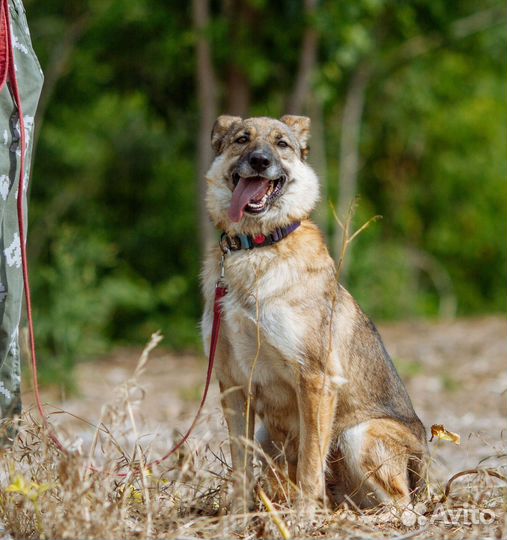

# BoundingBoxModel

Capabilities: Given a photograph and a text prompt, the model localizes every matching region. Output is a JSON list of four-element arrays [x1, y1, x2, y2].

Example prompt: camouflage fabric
[[0, 0, 43, 444]]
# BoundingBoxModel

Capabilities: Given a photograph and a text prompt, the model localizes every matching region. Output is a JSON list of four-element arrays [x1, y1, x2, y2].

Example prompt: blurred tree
[[20, 0, 506, 388], [287, 0, 319, 115], [193, 0, 217, 251]]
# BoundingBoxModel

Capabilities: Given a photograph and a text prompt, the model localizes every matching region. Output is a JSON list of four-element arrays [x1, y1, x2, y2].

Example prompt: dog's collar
[[220, 222, 301, 253]]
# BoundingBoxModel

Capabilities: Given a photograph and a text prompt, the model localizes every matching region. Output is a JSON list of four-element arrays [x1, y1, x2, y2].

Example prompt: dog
[[201, 115, 427, 509]]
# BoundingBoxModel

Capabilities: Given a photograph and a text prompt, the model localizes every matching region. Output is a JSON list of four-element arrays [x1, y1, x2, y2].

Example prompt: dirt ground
[[23, 315, 506, 482], [13, 315, 506, 539]]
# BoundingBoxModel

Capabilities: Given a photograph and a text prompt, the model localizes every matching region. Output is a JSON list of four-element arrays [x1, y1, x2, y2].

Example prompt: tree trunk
[[308, 95, 328, 235], [286, 0, 318, 115], [335, 62, 371, 278], [224, 0, 253, 117], [193, 0, 218, 253], [226, 66, 250, 117]]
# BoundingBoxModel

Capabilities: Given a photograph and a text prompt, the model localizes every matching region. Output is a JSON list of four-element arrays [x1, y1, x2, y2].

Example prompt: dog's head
[[205, 115, 320, 235]]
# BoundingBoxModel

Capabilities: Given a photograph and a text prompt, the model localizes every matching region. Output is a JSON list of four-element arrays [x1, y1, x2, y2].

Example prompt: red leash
[[0, 1, 227, 472], [104, 281, 227, 476], [145, 282, 227, 467]]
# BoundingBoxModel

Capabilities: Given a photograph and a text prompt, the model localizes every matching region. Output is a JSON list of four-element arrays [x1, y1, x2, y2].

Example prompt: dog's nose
[[248, 151, 271, 173]]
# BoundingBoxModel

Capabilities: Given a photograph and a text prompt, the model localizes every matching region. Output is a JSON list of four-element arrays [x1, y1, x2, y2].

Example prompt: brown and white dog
[[201, 115, 427, 509]]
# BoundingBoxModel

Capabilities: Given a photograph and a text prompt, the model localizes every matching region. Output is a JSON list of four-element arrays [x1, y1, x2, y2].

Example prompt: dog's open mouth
[[229, 173, 286, 222]]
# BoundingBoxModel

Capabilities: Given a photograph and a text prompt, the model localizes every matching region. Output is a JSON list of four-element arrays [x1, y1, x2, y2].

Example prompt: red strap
[[87, 282, 226, 477], [144, 284, 227, 468], [0, 1, 8, 92]]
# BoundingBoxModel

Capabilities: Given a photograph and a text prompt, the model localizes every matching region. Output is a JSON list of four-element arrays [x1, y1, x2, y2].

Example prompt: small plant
[[4, 474, 55, 537]]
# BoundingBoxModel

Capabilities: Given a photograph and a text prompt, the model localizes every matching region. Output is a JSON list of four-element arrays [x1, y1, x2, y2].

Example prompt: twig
[[330, 200, 382, 282], [392, 527, 428, 540], [133, 331, 163, 380], [126, 399, 153, 539], [477, 453, 507, 466], [439, 468, 507, 503], [258, 486, 291, 539], [348, 214, 382, 244], [240, 435, 295, 504], [242, 277, 262, 511]]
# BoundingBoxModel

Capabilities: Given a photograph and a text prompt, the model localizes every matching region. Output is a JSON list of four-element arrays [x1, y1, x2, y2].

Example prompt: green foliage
[[355, 21, 507, 317], [22, 0, 506, 387], [33, 228, 116, 390]]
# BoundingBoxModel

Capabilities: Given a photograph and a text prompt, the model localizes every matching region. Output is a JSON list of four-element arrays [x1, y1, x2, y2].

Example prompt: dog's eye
[[235, 135, 249, 144], [277, 140, 289, 148]]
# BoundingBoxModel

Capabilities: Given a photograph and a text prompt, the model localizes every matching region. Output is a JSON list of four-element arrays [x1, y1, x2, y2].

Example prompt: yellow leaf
[[430, 424, 460, 445], [5, 476, 54, 501], [6, 475, 30, 496], [118, 484, 144, 504], [129, 486, 144, 504]]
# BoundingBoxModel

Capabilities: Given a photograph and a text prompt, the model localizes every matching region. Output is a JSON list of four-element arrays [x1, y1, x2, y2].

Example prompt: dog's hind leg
[[336, 419, 425, 508]]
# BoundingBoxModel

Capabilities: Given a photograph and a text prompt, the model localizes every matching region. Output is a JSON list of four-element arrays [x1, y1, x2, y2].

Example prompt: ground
[[6, 315, 507, 539]]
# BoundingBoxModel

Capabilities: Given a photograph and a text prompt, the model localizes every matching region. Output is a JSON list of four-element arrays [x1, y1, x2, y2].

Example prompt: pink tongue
[[229, 177, 271, 222]]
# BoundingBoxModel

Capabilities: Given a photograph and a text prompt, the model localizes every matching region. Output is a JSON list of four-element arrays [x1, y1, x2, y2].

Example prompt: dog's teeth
[[248, 193, 269, 209], [246, 185, 277, 213]]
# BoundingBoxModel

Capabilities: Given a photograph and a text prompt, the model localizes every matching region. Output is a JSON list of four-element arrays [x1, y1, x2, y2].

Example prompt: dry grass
[[1, 334, 506, 540]]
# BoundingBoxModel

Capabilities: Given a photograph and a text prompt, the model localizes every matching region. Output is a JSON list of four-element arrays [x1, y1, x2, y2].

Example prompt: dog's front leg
[[296, 373, 337, 503], [218, 376, 256, 511]]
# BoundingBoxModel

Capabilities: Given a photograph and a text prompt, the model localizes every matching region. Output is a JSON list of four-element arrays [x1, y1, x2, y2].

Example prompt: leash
[[0, 1, 228, 473], [142, 276, 227, 468]]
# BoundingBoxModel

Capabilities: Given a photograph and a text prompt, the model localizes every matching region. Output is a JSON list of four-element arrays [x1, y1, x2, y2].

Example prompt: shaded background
[[23, 0, 506, 389]]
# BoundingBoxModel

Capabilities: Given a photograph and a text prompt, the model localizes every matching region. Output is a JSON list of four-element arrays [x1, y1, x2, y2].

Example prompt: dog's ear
[[211, 115, 242, 154], [280, 115, 311, 160]]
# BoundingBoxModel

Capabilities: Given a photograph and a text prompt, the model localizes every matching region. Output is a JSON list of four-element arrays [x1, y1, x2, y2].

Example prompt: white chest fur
[[201, 248, 308, 412], [220, 249, 305, 386]]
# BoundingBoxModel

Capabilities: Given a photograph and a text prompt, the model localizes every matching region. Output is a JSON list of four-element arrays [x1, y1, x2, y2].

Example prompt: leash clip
[[216, 252, 228, 289], [220, 253, 226, 280]]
